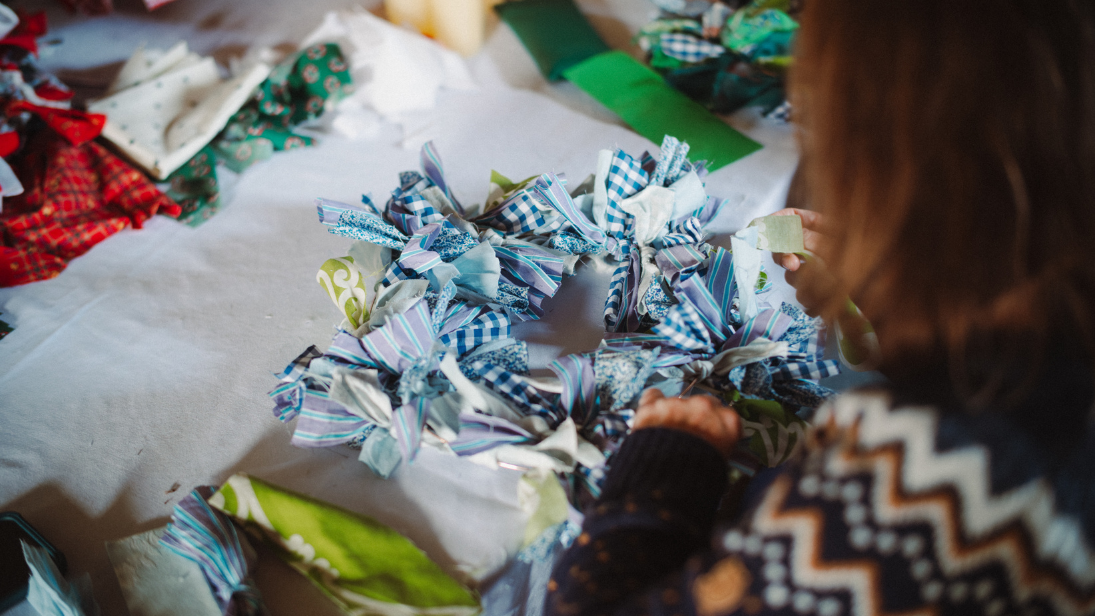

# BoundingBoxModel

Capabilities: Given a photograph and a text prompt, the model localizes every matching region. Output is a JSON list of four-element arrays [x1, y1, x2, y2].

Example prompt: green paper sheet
[[494, 0, 610, 81], [209, 474, 479, 616], [564, 51, 762, 170]]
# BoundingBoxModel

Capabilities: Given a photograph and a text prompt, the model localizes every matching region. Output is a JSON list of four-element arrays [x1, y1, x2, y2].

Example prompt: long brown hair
[[791, 0, 1095, 407]]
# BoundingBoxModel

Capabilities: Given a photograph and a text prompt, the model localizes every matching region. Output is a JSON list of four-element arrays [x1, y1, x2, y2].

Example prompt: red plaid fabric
[[0, 130, 181, 286]]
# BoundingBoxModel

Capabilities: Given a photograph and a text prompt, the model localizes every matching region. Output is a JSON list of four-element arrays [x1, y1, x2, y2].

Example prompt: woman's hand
[[633, 388, 741, 458], [770, 207, 823, 271]]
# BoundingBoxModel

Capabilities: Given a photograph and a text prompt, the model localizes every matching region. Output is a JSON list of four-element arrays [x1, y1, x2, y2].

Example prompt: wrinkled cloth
[[164, 43, 352, 226], [208, 473, 480, 616], [0, 130, 180, 287], [637, 0, 798, 117]]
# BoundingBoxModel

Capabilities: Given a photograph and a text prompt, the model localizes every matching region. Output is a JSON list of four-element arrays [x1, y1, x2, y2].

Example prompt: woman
[[546, 0, 1095, 614]]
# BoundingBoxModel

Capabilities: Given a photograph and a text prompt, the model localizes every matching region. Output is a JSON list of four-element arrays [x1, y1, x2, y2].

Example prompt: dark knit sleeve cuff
[[599, 428, 729, 529]]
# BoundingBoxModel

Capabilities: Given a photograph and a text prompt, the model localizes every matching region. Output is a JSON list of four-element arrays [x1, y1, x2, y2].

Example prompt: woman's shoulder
[[758, 388, 1095, 613]]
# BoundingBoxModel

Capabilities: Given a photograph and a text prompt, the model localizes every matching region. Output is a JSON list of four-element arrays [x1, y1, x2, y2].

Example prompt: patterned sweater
[[546, 391, 1095, 616]]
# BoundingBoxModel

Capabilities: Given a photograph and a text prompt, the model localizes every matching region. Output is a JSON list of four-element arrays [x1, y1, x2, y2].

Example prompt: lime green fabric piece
[[494, 0, 610, 82], [563, 51, 762, 170], [209, 474, 479, 616], [317, 256, 371, 330], [734, 397, 807, 468], [749, 214, 804, 253]]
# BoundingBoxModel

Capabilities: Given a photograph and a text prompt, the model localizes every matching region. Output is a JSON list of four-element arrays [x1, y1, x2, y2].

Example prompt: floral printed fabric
[[166, 43, 351, 226], [0, 130, 180, 286]]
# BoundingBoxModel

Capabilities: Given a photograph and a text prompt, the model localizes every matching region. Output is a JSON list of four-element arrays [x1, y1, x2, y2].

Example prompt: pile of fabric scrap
[[106, 475, 480, 616], [0, 8, 181, 287], [637, 0, 799, 119], [89, 40, 351, 225], [270, 135, 840, 529]]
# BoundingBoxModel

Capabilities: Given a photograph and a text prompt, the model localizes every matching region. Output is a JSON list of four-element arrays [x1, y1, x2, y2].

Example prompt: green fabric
[[0, 313, 11, 340], [494, 0, 610, 82], [733, 397, 807, 468], [168, 43, 352, 226], [563, 51, 762, 170], [317, 256, 371, 330], [749, 214, 804, 253], [165, 146, 221, 227], [210, 474, 479, 616], [721, 8, 799, 53]]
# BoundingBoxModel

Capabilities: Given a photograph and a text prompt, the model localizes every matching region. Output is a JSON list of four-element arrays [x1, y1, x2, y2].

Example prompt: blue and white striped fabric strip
[[659, 33, 727, 63], [594, 410, 634, 440], [770, 359, 841, 381], [684, 195, 733, 227], [161, 487, 264, 616], [437, 310, 511, 355], [448, 412, 533, 456], [420, 140, 463, 215], [474, 190, 547, 235], [640, 151, 657, 176], [550, 354, 596, 426], [649, 300, 713, 351], [291, 393, 373, 448], [656, 243, 706, 287], [603, 250, 642, 332], [574, 464, 604, 499], [675, 274, 734, 343], [658, 216, 707, 248], [724, 308, 793, 350], [391, 398, 429, 463], [604, 149, 649, 237], [398, 222, 444, 274], [533, 174, 607, 245], [494, 246, 561, 297], [435, 303, 485, 337], [359, 299, 435, 373], [326, 331, 382, 368], [704, 247, 736, 322], [269, 381, 304, 422], [316, 197, 367, 226], [329, 209, 410, 250]]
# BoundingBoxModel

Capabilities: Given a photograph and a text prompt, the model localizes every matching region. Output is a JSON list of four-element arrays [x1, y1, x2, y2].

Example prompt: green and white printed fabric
[[208, 474, 480, 616]]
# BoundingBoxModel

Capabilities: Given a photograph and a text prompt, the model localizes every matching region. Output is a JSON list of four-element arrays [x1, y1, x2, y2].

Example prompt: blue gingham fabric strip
[[649, 300, 713, 351], [659, 33, 726, 63], [437, 310, 511, 355], [474, 190, 549, 235], [420, 140, 463, 215], [291, 393, 373, 448], [656, 243, 706, 287], [770, 359, 841, 381], [448, 412, 533, 456], [550, 354, 597, 427], [533, 174, 607, 245], [274, 345, 323, 383], [398, 222, 444, 274], [470, 362, 563, 424], [379, 261, 413, 287], [391, 398, 429, 463], [160, 487, 264, 616], [359, 299, 436, 373], [604, 149, 649, 237]]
